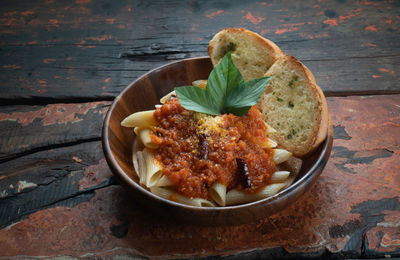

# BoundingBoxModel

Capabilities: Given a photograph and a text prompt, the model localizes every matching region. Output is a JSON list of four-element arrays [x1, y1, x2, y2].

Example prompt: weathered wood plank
[[0, 0, 399, 100], [0, 101, 110, 162], [0, 94, 399, 258], [0, 141, 114, 229], [1, 44, 398, 100]]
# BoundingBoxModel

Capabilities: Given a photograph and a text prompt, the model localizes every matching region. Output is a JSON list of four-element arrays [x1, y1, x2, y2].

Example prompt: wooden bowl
[[102, 57, 333, 225]]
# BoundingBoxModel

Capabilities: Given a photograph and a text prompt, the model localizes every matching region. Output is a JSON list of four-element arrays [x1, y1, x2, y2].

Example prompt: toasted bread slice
[[208, 28, 283, 81], [257, 55, 329, 157]]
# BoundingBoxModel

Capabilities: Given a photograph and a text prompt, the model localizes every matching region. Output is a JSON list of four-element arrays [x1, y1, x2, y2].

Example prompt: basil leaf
[[223, 77, 270, 116], [174, 86, 220, 115], [206, 53, 244, 110], [174, 53, 268, 116], [223, 105, 252, 116]]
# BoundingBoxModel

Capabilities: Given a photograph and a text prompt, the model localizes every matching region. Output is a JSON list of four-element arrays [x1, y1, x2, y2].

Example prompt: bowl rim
[[102, 56, 333, 212]]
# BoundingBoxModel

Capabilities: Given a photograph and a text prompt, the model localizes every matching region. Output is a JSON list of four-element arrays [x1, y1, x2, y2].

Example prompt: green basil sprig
[[175, 53, 270, 116]]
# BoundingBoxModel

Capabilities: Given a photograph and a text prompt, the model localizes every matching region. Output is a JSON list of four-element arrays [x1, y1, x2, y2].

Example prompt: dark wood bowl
[[102, 56, 333, 225]]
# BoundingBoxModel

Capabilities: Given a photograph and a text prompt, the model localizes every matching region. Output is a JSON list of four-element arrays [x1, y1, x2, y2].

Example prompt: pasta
[[226, 183, 286, 205], [267, 138, 278, 148], [136, 128, 158, 149], [121, 110, 156, 128], [273, 149, 292, 164], [270, 171, 290, 183], [156, 175, 174, 187], [160, 91, 176, 104], [136, 150, 146, 186], [209, 182, 227, 206], [142, 148, 163, 187], [123, 86, 294, 207], [151, 187, 215, 207]]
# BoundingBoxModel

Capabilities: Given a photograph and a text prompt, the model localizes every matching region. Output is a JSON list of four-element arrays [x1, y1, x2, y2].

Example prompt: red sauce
[[151, 97, 275, 199]]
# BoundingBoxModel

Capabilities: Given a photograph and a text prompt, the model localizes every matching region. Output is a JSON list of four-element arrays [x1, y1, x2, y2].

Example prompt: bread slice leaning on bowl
[[256, 55, 329, 158], [208, 28, 329, 157], [208, 28, 283, 81]]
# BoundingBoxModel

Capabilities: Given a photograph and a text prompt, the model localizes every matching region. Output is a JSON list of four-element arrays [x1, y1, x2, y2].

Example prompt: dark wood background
[[0, 0, 399, 259]]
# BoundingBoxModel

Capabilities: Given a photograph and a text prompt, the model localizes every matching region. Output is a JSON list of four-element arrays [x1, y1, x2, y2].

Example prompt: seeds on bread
[[208, 28, 283, 81]]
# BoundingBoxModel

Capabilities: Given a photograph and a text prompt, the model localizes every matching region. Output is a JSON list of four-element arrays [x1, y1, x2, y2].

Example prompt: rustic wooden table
[[0, 0, 399, 259]]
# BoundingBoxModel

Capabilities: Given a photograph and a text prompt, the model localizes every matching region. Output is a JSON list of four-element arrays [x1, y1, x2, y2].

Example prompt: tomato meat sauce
[[150, 97, 276, 199]]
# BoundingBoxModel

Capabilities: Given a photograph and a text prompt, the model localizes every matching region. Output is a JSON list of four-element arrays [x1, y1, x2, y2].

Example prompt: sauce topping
[[151, 97, 275, 198]]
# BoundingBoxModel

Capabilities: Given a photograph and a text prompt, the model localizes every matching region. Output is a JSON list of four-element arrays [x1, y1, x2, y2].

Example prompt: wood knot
[[150, 43, 161, 50]]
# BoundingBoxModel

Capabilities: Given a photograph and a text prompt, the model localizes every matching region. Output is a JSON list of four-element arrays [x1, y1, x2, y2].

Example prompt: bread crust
[[262, 55, 328, 157], [306, 84, 329, 157], [284, 56, 329, 157], [208, 28, 283, 70], [208, 28, 329, 158]]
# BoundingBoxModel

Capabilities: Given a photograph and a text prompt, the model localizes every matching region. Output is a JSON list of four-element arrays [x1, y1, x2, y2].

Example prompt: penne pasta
[[160, 91, 176, 104], [259, 137, 278, 149], [226, 183, 286, 206], [121, 110, 157, 128], [270, 171, 290, 183], [137, 128, 158, 149], [273, 148, 292, 164], [264, 122, 277, 134], [150, 187, 215, 207], [132, 150, 140, 179], [267, 138, 278, 148], [192, 79, 207, 89], [156, 175, 174, 187], [209, 182, 227, 206], [124, 78, 302, 207], [142, 148, 163, 187], [136, 150, 147, 186], [136, 149, 172, 187]]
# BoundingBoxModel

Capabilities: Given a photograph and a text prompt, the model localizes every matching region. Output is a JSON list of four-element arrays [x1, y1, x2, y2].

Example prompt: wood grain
[[0, 0, 399, 258], [0, 95, 398, 258], [0, 0, 399, 101], [0, 101, 110, 162], [0, 141, 114, 229], [102, 56, 333, 225]]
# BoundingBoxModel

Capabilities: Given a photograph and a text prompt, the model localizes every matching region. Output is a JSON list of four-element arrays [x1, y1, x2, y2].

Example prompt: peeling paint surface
[[323, 18, 338, 26], [205, 10, 223, 19], [0, 0, 399, 258], [0, 0, 398, 97], [17, 180, 37, 192], [365, 25, 378, 31], [0, 96, 399, 258], [0, 102, 106, 127], [244, 11, 264, 25], [78, 158, 112, 190]]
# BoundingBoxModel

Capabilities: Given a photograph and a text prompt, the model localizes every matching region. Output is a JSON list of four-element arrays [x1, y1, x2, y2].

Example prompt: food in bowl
[[121, 53, 294, 207], [123, 96, 292, 207], [118, 28, 329, 209], [209, 28, 329, 157]]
